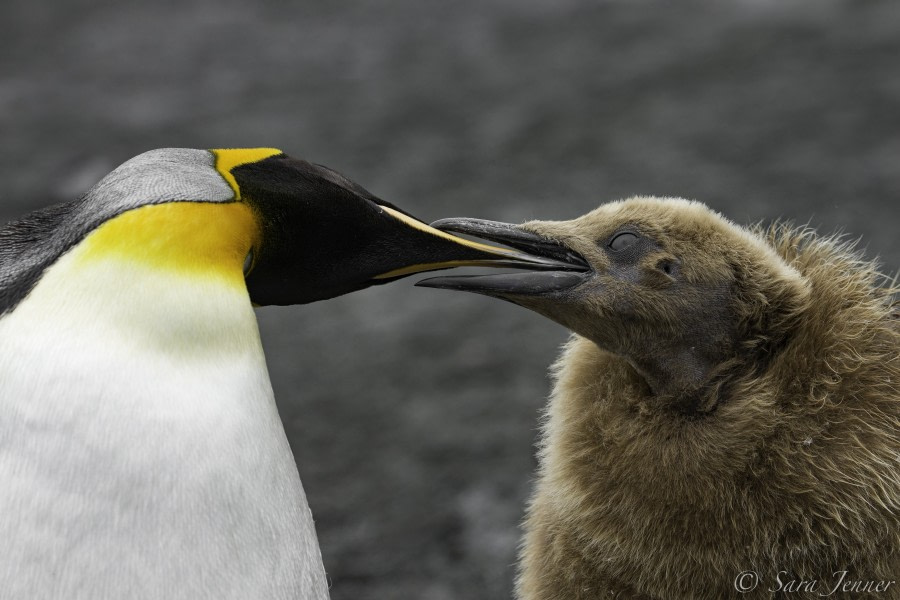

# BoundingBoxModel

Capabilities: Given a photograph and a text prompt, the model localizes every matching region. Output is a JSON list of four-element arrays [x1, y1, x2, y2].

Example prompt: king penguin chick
[[0, 148, 576, 600], [419, 197, 900, 600]]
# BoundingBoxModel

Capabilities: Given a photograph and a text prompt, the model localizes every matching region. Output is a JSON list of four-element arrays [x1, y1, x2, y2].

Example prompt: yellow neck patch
[[76, 202, 260, 287], [211, 148, 283, 197]]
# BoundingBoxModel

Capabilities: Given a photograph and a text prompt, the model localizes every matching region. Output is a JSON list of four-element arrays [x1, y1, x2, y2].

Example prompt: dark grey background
[[2, 1, 898, 598]]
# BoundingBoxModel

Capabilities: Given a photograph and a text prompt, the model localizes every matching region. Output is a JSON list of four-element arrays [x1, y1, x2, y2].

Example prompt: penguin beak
[[367, 208, 591, 280], [232, 150, 596, 306], [231, 153, 589, 305], [415, 218, 592, 296], [245, 204, 586, 306]]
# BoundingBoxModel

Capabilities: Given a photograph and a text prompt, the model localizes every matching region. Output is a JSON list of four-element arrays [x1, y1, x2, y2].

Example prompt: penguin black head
[[418, 197, 813, 406], [222, 150, 576, 305], [0, 148, 575, 315]]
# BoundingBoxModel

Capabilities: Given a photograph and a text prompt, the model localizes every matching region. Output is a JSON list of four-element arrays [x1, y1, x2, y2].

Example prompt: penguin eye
[[608, 232, 639, 252], [243, 249, 255, 277]]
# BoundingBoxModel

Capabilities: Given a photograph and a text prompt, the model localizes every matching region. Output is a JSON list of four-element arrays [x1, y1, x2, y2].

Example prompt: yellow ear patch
[[211, 148, 283, 197], [76, 202, 261, 287]]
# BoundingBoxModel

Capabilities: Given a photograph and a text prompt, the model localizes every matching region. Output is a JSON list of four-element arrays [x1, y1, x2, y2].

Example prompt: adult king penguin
[[419, 198, 899, 600], [0, 148, 577, 600]]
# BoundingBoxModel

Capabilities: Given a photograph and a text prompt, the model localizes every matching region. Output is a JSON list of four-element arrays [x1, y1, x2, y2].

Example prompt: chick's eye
[[608, 232, 639, 251]]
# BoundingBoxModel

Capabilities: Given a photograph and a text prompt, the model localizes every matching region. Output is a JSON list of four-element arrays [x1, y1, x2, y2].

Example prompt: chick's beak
[[415, 217, 591, 296]]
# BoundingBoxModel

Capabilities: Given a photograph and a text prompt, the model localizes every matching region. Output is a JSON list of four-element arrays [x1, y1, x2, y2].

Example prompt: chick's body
[[421, 198, 899, 600], [520, 220, 900, 600]]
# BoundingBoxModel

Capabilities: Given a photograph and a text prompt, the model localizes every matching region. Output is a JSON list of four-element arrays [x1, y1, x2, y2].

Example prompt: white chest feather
[[0, 249, 328, 599]]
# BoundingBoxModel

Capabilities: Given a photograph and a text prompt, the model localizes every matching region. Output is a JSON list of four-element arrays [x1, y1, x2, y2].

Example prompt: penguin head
[[218, 149, 576, 305], [418, 197, 812, 404], [0, 148, 576, 314]]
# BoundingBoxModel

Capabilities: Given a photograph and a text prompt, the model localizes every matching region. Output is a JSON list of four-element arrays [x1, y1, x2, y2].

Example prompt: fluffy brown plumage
[[423, 198, 899, 599]]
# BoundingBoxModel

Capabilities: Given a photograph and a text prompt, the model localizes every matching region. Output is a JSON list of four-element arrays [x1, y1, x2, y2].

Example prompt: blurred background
[[1, 0, 898, 597]]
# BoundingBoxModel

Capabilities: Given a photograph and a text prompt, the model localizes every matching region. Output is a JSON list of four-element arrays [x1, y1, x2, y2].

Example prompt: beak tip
[[414, 277, 453, 290]]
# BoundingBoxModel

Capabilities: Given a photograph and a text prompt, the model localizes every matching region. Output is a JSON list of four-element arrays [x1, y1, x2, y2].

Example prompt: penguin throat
[[75, 202, 260, 287], [620, 339, 739, 416]]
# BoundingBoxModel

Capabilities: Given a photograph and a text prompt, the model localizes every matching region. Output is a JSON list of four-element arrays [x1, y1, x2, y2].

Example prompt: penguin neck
[[0, 200, 273, 437], [22, 201, 262, 356], [625, 341, 722, 410], [612, 323, 739, 413]]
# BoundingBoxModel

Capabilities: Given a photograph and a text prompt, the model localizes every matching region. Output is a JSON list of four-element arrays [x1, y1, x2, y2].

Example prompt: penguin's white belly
[[0, 250, 328, 599]]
